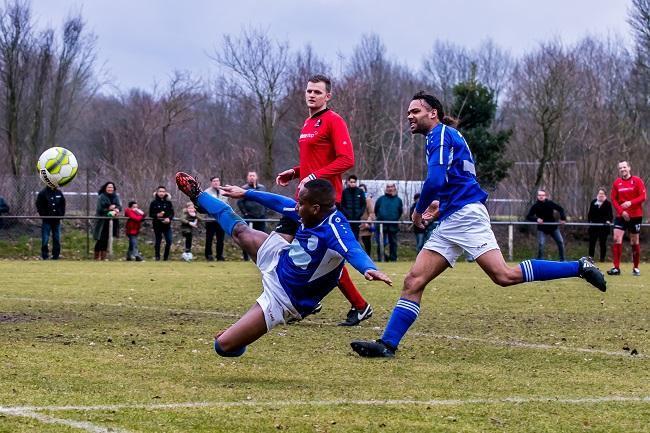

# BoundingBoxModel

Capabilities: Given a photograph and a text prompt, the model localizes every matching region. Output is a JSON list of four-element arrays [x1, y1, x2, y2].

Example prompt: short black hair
[[413, 193, 420, 200], [210, 176, 220, 181], [308, 74, 332, 93], [347, 174, 358, 182], [413, 91, 445, 119], [157, 185, 166, 191], [303, 179, 335, 208], [128, 200, 137, 207]]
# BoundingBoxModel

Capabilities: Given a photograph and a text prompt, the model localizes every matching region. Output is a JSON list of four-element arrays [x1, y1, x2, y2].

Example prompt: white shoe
[[633, 268, 641, 276]]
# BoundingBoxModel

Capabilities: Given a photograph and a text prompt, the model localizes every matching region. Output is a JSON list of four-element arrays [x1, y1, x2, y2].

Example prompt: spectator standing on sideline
[[340, 175, 366, 240], [149, 186, 174, 261], [526, 190, 566, 261], [93, 182, 121, 260], [36, 185, 66, 260], [238, 171, 267, 261], [608, 160, 646, 276], [203, 176, 228, 261], [124, 201, 145, 261], [587, 188, 613, 262], [374, 183, 404, 262], [358, 184, 374, 255], [180, 201, 201, 261], [410, 193, 428, 253]]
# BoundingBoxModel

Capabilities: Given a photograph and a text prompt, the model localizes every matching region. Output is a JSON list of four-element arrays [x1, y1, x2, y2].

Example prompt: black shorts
[[613, 217, 642, 234], [275, 215, 300, 236]]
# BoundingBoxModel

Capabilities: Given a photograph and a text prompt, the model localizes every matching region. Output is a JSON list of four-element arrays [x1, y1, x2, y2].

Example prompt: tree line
[[0, 0, 648, 219]]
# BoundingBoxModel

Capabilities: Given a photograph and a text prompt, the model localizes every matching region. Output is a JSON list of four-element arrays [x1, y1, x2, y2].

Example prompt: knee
[[403, 272, 427, 296]]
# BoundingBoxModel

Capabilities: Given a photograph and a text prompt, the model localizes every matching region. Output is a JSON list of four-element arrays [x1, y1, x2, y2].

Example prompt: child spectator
[[124, 201, 145, 261], [180, 201, 201, 261]]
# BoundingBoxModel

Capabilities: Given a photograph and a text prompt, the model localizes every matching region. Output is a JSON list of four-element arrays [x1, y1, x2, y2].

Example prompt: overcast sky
[[31, 0, 633, 92]]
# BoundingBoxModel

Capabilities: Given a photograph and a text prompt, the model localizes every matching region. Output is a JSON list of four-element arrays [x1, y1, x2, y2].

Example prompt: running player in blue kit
[[350, 92, 607, 358], [175, 172, 392, 357]]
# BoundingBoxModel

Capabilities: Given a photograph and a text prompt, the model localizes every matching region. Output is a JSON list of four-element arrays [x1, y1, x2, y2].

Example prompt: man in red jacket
[[608, 161, 646, 276], [276, 74, 373, 326]]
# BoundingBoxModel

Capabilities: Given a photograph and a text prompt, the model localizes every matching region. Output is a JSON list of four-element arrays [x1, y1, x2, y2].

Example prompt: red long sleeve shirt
[[611, 175, 646, 218], [292, 108, 354, 202]]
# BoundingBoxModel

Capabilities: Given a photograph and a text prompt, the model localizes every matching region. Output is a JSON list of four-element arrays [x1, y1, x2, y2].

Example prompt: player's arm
[[630, 178, 647, 206], [312, 117, 354, 178], [611, 185, 623, 215], [221, 185, 299, 222], [326, 216, 392, 285]]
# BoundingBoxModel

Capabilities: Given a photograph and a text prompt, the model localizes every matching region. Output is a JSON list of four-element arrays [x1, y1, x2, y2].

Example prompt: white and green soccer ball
[[36, 147, 78, 188]]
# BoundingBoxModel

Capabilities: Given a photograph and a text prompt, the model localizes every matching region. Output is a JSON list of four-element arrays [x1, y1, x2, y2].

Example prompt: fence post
[[108, 219, 113, 258], [508, 223, 514, 262], [378, 223, 384, 262]]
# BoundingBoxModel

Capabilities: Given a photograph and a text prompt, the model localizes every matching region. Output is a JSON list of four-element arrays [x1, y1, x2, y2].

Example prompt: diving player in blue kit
[[175, 172, 392, 357]]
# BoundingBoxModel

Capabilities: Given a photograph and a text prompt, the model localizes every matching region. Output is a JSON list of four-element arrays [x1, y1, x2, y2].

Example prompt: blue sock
[[214, 339, 246, 357], [519, 259, 579, 282], [197, 192, 245, 236], [380, 298, 420, 350]]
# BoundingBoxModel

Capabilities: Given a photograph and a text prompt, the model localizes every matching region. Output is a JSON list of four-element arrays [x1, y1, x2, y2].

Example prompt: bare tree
[[212, 27, 291, 181]]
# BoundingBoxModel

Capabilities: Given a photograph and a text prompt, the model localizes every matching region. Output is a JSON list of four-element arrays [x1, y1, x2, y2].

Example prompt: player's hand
[[622, 211, 630, 221], [163, 217, 170, 224], [220, 185, 247, 199], [621, 201, 632, 209], [411, 211, 425, 229], [364, 269, 392, 286], [157, 211, 164, 218], [537, 218, 544, 224], [422, 200, 440, 222], [276, 169, 295, 187]]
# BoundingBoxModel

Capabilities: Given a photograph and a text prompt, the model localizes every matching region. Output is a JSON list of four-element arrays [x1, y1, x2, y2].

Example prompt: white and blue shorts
[[255, 231, 302, 331], [423, 202, 500, 267]]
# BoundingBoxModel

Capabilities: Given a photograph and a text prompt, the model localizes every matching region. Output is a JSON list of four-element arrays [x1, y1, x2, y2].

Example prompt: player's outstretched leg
[[176, 172, 268, 261], [214, 303, 268, 357]]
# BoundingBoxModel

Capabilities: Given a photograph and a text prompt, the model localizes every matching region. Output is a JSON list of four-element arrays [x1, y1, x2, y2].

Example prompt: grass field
[[0, 260, 648, 432]]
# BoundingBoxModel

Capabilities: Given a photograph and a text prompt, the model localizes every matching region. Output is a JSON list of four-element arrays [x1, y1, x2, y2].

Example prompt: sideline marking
[[0, 407, 130, 433], [2, 296, 646, 359], [3, 395, 650, 413]]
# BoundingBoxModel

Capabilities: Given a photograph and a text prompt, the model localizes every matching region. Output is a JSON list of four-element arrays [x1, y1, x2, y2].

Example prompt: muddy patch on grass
[[0, 312, 40, 323]]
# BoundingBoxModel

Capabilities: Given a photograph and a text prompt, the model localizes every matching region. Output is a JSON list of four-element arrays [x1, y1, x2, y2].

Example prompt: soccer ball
[[181, 251, 193, 262], [37, 147, 78, 188]]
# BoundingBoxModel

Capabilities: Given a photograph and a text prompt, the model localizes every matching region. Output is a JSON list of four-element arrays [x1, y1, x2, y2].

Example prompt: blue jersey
[[244, 190, 377, 316], [415, 123, 488, 220]]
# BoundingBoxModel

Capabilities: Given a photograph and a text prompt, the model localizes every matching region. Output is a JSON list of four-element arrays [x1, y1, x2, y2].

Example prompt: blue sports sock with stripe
[[519, 259, 579, 282], [197, 192, 245, 236], [380, 298, 420, 350]]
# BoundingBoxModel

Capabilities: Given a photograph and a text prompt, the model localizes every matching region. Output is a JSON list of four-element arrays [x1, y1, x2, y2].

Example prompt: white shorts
[[255, 231, 302, 331], [423, 202, 500, 267]]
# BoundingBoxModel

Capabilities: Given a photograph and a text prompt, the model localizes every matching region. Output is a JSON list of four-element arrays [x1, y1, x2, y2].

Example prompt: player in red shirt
[[607, 160, 646, 276], [276, 74, 373, 326]]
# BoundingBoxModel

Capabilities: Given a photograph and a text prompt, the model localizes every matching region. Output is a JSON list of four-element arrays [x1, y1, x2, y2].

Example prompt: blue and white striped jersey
[[245, 190, 376, 316], [415, 122, 488, 220]]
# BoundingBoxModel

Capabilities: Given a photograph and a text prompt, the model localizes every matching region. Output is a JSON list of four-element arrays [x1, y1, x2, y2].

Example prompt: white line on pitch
[[3, 395, 650, 413], [0, 407, 130, 433], [2, 296, 646, 359]]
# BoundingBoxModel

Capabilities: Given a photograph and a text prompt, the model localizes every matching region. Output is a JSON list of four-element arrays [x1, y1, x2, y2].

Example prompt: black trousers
[[588, 226, 609, 262], [154, 225, 172, 260], [205, 221, 225, 259]]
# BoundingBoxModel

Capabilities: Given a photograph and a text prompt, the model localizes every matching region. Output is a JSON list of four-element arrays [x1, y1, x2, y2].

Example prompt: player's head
[[246, 171, 258, 185], [305, 74, 332, 112], [99, 181, 116, 195], [537, 189, 547, 201], [128, 200, 138, 208], [297, 179, 336, 225], [408, 91, 445, 135], [210, 176, 221, 188], [618, 160, 631, 179]]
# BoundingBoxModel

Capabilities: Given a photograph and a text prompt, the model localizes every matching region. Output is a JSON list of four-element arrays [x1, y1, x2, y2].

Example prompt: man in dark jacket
[[374, 183, 404, 262], [340, 175, 366, 240], [237, 171, 267, 260], [36, 186, 66, 260], [0, 195, 8, 229], [526, 189, 566, 261], [149, 186, 175, 261]]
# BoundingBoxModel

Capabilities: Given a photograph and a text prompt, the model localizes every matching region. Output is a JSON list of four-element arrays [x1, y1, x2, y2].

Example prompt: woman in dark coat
[[587, 188, 613, 262], [93, 181, 122, 260]]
